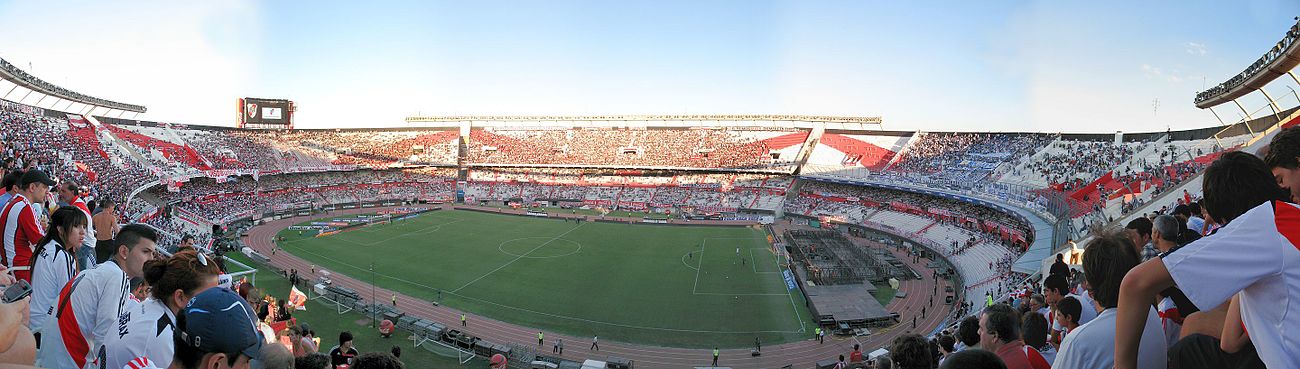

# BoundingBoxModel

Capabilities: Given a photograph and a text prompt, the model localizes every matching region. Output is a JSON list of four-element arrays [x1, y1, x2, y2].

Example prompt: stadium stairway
[[65, 116, 110, 161], [995, 136, 1063, 188], [86, 115, 151, 165], [915, 220, 939, 236], [103, 123, 213, 170], [863, 207, 886, 222], [880, 131, 924, 172], [158, 125, 216, 169]]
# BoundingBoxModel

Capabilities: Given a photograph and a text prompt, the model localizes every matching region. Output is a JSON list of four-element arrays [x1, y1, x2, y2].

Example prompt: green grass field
[[277, 209, 815, 348], [225, 253, 490, 368]]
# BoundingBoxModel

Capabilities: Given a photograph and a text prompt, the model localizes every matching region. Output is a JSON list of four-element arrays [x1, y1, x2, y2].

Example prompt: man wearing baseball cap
[[172, 287, 264, 369], [0, 169, 54, 282]]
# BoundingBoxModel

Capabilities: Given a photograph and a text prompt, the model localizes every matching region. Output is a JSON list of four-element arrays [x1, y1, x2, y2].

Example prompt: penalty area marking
[[692, 237, 784, 294], [749, 248, 782, 274], [689, 236, 807, 332]]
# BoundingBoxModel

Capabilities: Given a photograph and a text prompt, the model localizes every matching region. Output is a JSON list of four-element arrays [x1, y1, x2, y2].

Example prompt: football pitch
[[276, 209, 816, 348]]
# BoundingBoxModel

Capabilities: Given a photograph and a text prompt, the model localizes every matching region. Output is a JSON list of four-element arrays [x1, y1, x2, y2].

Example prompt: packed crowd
[[2, 100, 424, 367], [100, 123, 212, 171], [466, 128, 791, 169], [462, 169, 790, 211], [2, 88, 1295, 368], [1, 104, 153, 219], [899, 129, 1300, 369], [891, 133, 1055, 180], [266, 129, 460, 166], [796, 181, 1033, 238], [144, 170, 458, 222], [181, 128, 308, 170], [1021, 140, 1142, 191]]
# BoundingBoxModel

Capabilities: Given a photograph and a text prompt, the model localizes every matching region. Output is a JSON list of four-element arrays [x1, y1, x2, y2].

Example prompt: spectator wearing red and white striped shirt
[[1, 169, 54, 282]]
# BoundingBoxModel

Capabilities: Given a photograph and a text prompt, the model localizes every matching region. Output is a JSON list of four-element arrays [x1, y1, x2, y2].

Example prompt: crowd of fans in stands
[[1, 105, 153, 216], [84, 122, 806, 171], [891, 129, 1300, 369], [4, 89, 1298, 368], [466, 128, 787, 169], [1019, 141, 1141, 190], [2, 105, 421, 367], [265, 129, 460, 166], [892, 133, 1055, 180], [796, 181, 1034, 239]]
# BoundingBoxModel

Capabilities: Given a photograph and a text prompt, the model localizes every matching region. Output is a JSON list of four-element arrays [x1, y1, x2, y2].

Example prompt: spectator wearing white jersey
[[27, 207, 87, 340], [101, 249, 221, 369], [1041, 274, 1095, 346], [1117, 151, 1293, 369], [36, 224, 157, 369], [1054, 232, 1166, 369]]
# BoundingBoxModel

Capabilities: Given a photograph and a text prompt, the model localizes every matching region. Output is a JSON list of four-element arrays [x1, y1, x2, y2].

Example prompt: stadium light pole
[[370, 262, 377, 328]]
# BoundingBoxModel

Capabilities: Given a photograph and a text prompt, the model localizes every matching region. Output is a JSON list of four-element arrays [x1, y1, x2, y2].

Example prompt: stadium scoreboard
[[238, 97, 295, 129]]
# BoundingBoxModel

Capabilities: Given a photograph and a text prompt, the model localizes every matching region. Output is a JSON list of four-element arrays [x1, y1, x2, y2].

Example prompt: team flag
[[288, 286, 308, 311]]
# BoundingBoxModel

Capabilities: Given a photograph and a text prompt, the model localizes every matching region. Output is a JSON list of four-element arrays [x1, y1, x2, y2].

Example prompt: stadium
[[2, 3, 1300, 369]]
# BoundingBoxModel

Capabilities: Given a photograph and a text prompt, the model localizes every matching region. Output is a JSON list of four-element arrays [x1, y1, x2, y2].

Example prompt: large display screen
[[238, 97, 293, 129]]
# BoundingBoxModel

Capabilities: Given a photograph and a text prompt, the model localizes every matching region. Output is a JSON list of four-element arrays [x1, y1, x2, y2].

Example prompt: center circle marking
[[497, 237, 583, 259]]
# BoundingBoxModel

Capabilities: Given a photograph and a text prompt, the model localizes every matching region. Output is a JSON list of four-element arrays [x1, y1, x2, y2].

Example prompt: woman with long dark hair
[[28, 207, 88, 338], [99, 249, 222, 369]]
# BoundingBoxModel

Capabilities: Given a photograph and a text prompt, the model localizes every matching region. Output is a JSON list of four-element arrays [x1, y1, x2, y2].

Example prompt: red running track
[[245, 207, 956, 368]]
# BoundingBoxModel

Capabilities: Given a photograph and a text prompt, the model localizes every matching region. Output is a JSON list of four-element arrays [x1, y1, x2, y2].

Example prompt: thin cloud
[[1142, 64, 1163, 78], [1141, 64, 1186, 83], [1185, 42, 1207, 55]]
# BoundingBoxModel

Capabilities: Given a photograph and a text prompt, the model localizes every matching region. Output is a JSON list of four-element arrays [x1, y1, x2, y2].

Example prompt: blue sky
[[1, 0, 1298, 132]]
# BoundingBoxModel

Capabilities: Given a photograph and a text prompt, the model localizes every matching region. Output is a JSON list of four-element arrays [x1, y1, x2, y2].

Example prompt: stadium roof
[[0, 57, 146, 113], [1194, 18, 1300, 109]]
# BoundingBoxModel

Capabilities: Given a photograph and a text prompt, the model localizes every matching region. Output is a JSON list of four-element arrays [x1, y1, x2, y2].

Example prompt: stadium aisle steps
[[915, 220, 939, 236], [103, 124, 212, 170]]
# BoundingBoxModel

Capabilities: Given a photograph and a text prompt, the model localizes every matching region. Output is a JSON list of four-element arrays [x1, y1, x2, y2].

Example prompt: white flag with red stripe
[[288, 285, 307, 311]]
